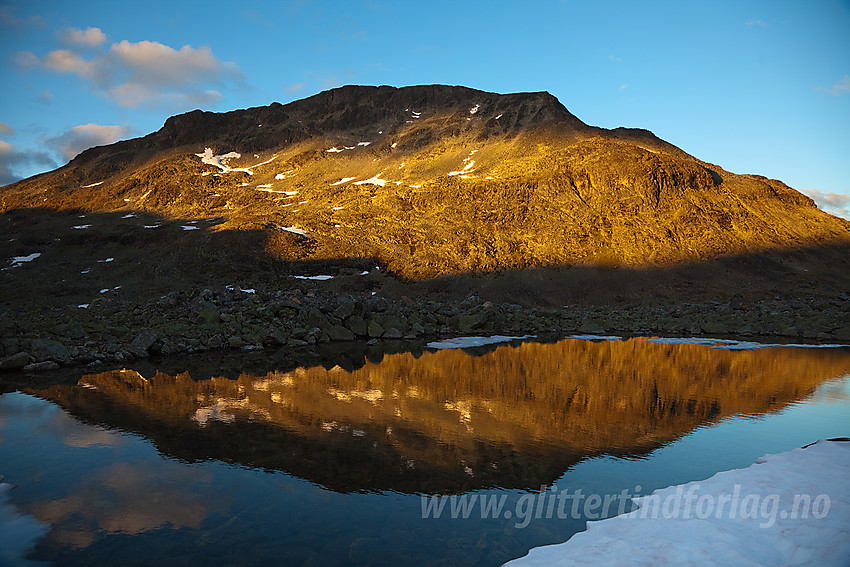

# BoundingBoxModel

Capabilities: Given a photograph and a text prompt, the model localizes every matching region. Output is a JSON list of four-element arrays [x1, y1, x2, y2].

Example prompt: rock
[[287, 338, 309, 347], [30, 339, 71, 364], [130, 329, 159, 353], [263, 327, 289, 345], [367, 319, 384, 338], [458, 310, 489, 332], [345, 315, 369, 336], [23, 361, 60, 372], [206, 335, 225, 349], [578, 320, 605, 334], [1, 338, 19, 357], [228, 336, 246, 348], [383, 327, 403, 339], [0, 351, 30, 370], [198, 309, 221, 323], [333, 300, 355, 319], [328, 325, 355, 341]]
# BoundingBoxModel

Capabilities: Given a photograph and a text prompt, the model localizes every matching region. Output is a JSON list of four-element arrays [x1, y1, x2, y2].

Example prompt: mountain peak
[[2, 84, 848, 282]]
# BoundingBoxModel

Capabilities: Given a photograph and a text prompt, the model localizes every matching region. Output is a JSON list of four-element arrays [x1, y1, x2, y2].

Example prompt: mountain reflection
[[30, 338, 850, 493]]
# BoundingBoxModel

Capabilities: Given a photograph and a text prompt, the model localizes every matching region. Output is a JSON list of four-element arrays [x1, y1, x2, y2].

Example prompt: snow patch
[[80, 181, 104, 188], [326, 147, 344, 153], [77, 304, 89, 309], [643, 337, 850, 350], [426, 335, 535, 349], [469, 104, 480, 114], [280, 226, 308, 236], [10, 253, 41, 267], [181, 225, 200, 231], [495, 113, 503, 120], [292, 275, 334, 281], [357, 141, 371, 146], [353, 174, 387, 187], [143, 225, 160, 229], [72, 224, 92, 230], [331, 177, 357, 186], [274, 173, 286, 179], [565, 334, 623, 341], [506, 439, 850, 567]]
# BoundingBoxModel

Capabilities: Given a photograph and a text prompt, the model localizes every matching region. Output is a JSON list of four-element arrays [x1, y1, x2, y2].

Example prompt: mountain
[[3, 84, 848, 283]]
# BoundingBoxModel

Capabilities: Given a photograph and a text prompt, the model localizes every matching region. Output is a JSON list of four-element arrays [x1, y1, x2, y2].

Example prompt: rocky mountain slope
[[3, 84, 849, 280]]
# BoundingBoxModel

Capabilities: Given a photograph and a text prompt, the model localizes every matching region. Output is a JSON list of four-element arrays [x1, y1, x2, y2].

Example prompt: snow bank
[[10, 253, 41, 267], [0, 482, 49, 567], [331, 177, 357, 186], [642, 337, 850, 350], [292, 275, 334, 281], [426, 335, 535, 349], [506, 440, 850, 567], [280, 226, 308, 236], [353, 174, 387, 187]]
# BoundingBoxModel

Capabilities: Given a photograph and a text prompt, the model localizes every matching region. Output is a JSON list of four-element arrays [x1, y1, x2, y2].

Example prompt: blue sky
[[1, 0, 848, 216]]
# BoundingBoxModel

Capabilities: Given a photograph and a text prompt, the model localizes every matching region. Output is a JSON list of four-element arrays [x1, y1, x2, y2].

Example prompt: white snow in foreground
[[449, 158, 476, 177], [80, 181, 104, 188], [275, 173, 286, 180], [326, 147, 344, 153], [469, 104, 480, 114], [181, 225, 200, 231], [292, 275, 334, 281], [10, 253, 40, 267], [357, 141, 371, 146], [256, 184, 272, 189], [427, 335, 536, 349], [506, 440, 850, 567], [353, 174, 387, 187], [280, 226, 308, 236], [332, 177, 357, 186], [0, 482, 50, 567], [71, 224, 91, 230], [495, 113, 503, 120]]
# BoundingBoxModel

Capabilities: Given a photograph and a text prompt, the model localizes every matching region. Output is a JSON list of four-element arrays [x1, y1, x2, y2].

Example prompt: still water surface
[[1, 336, 849, 565]]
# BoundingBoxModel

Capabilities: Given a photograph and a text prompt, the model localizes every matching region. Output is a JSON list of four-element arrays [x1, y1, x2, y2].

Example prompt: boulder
[[30, 339, 71, 364], [0, 351, 30, 370]]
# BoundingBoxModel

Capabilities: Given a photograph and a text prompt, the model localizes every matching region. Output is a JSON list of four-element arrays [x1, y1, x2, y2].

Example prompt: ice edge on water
[[506, 439, 850, 567]]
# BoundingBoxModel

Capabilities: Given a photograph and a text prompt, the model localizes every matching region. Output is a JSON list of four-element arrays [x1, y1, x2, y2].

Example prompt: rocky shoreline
[[1, 285, 849, 377]]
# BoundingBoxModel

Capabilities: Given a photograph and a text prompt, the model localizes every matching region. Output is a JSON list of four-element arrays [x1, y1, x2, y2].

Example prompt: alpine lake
[[2, 334, 849, 566]]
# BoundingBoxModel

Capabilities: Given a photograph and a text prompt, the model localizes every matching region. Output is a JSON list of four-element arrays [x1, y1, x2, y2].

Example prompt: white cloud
[[61, 26, 107, 46], [0, 122, 13, 135], [29, 36, 242, 109], [36, 90, 54, 104], [816, 75, 850, 96], [799, 188, 850, 220], [46, 123, 130, 162], [109, 40, 240, 86], [747, 19, 769, 27], [43, 49, 97, 78], [0, 140, 57, 186], [284, 83, 304, 93], [608, 55, 622, 63]]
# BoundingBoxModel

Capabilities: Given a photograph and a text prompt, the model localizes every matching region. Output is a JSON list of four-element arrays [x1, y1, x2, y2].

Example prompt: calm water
[[1, 336, 849, 566]]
